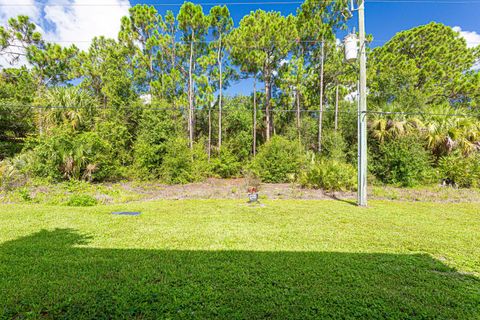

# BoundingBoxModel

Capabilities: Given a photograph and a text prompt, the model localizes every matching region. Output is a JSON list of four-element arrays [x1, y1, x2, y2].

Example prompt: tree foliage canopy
[[0, 2, 479, 188]]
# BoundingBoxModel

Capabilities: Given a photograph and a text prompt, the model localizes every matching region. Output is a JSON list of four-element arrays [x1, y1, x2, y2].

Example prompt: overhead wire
[[1, 104, 480, 118], [21, 39, 480, 45], [2, 0, 480, 6]]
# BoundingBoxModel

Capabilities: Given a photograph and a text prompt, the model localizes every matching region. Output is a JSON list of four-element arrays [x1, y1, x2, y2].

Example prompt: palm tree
[[36, 87, 98, 133], [422, 105, 480, 156], [369, 103, 423, 143]]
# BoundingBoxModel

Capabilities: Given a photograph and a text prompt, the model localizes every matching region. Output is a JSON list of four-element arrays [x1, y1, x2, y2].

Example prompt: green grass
[[1, 200, 479, 319]]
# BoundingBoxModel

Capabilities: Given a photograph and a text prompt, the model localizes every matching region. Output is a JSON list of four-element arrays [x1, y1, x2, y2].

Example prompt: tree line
[[1, 0, 480, 190]]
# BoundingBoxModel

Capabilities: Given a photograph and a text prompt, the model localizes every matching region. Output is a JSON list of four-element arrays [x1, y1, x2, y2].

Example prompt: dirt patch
[[119, 178, 355, 201], [3, 178, 479, 204], [118, 179, 480, 203]]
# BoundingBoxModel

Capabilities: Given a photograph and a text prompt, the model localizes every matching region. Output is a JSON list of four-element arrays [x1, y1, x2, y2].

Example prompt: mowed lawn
[[0, 200, 479, 319]]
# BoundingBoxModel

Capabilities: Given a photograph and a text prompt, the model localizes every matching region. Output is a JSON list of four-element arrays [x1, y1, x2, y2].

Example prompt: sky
[[1, 0, 479, 94]]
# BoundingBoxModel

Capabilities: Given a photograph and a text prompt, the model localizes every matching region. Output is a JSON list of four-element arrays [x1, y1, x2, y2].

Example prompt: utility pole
[[358, 0, 368, 207]]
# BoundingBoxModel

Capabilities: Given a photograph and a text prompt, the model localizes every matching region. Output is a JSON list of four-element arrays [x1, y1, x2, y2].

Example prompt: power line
[[0, 1, 303, 7], [32, 39, 480, 45], [1, 0, 480, 6], [1, 105, 480, 118], [364, 110, 480, 118], [367, 0, 480, 2], [0, 104, 359, 116]]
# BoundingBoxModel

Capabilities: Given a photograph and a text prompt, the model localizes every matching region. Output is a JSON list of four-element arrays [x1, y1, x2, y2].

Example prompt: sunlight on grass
[[1, 200, 479, 318]]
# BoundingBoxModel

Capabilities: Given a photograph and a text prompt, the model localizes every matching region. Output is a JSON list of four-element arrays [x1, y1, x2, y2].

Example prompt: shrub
[[210, 147, 242, 178], [160, 137, 211, 184], [191, 140, 212, 181], [0, 155, 29, 190], [372, 135, 433, 187], [438, 152, 480, 188], [224, 131, 252, 164], [222, 102, 253, 163], [66, 194, 98, 207], [95, 121, 132, 166], [250, 136, 306, 183], [300, 157, 357, 192], [17, 187, 32, 201], [322, 129, 348, 162], [160, 137, 192, 184], [133, 109, 177, 178], [25, 128, 115, 182]]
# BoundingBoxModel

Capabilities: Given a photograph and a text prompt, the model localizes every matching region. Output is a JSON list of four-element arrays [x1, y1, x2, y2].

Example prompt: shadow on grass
[[1, 229, 479, 319], [325, 193, 358, 206]]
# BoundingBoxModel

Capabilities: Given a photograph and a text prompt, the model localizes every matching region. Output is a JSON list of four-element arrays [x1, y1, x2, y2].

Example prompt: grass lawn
[[1, 200, 479, 319]]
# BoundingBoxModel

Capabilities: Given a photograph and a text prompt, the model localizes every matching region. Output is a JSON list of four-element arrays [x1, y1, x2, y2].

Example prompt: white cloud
[[43, 0, 130, 50], [452, 26, 480, 70], [1, 0, 130, 67], [0, 0, 42, 67], [0, 0, 41, 24], [452, 26, 480, 49]]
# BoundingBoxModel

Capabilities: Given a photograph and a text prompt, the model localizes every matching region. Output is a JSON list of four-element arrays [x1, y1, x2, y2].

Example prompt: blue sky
[[128, 0, 480, 47], [130, 0, 480, 94], [1, 0, 479, 94]]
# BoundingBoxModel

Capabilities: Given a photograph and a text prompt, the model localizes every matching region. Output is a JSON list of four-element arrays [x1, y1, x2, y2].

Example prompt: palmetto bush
[[438, 152, 480, 188], [0, 157, 28, 190], [369, 103, 424, 143], [25, 128, 115, 182], [35, 86, 98, 133], [369, 104, 480, 158], [422, 105, 480, 157]]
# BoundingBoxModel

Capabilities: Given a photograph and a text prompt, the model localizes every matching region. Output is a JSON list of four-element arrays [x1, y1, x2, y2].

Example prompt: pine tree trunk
[[335, 84, 339, 131], [318, 40, 325, 153], [265, 77, 271, 141], [171, 35, 177, 118], [208, 104, 212, 161], [296, 89, 301, 140], [253, 75, 257, 156], [188, 36, 194, 149], [39, 109, 44, 136], [217, 35, 223, 150], [149, 55, 153, 96]]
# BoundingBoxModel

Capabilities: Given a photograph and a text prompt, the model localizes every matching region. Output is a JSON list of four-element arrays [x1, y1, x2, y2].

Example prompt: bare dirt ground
[[118, 178, 480, 203], [3, 178, 480, 204], [121, 178, 345, 201]]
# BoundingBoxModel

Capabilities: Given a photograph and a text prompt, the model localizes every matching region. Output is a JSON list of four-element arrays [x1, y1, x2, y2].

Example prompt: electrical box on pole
[[344, 34, 358, 62]]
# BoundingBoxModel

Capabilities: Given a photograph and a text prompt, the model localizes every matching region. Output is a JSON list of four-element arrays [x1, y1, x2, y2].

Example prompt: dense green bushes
[[210, 147, 243, 178], [250, 136, 306, 183], [300, 157, 357, 192], [371, 135, 434, 187], [133, 109, 178, 178], [1, 89, 479, 190], [1, 11, 480, 193], [438, 152, 480, 188], [24, 128, 116, 182], [160, 138, 211, 184]]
